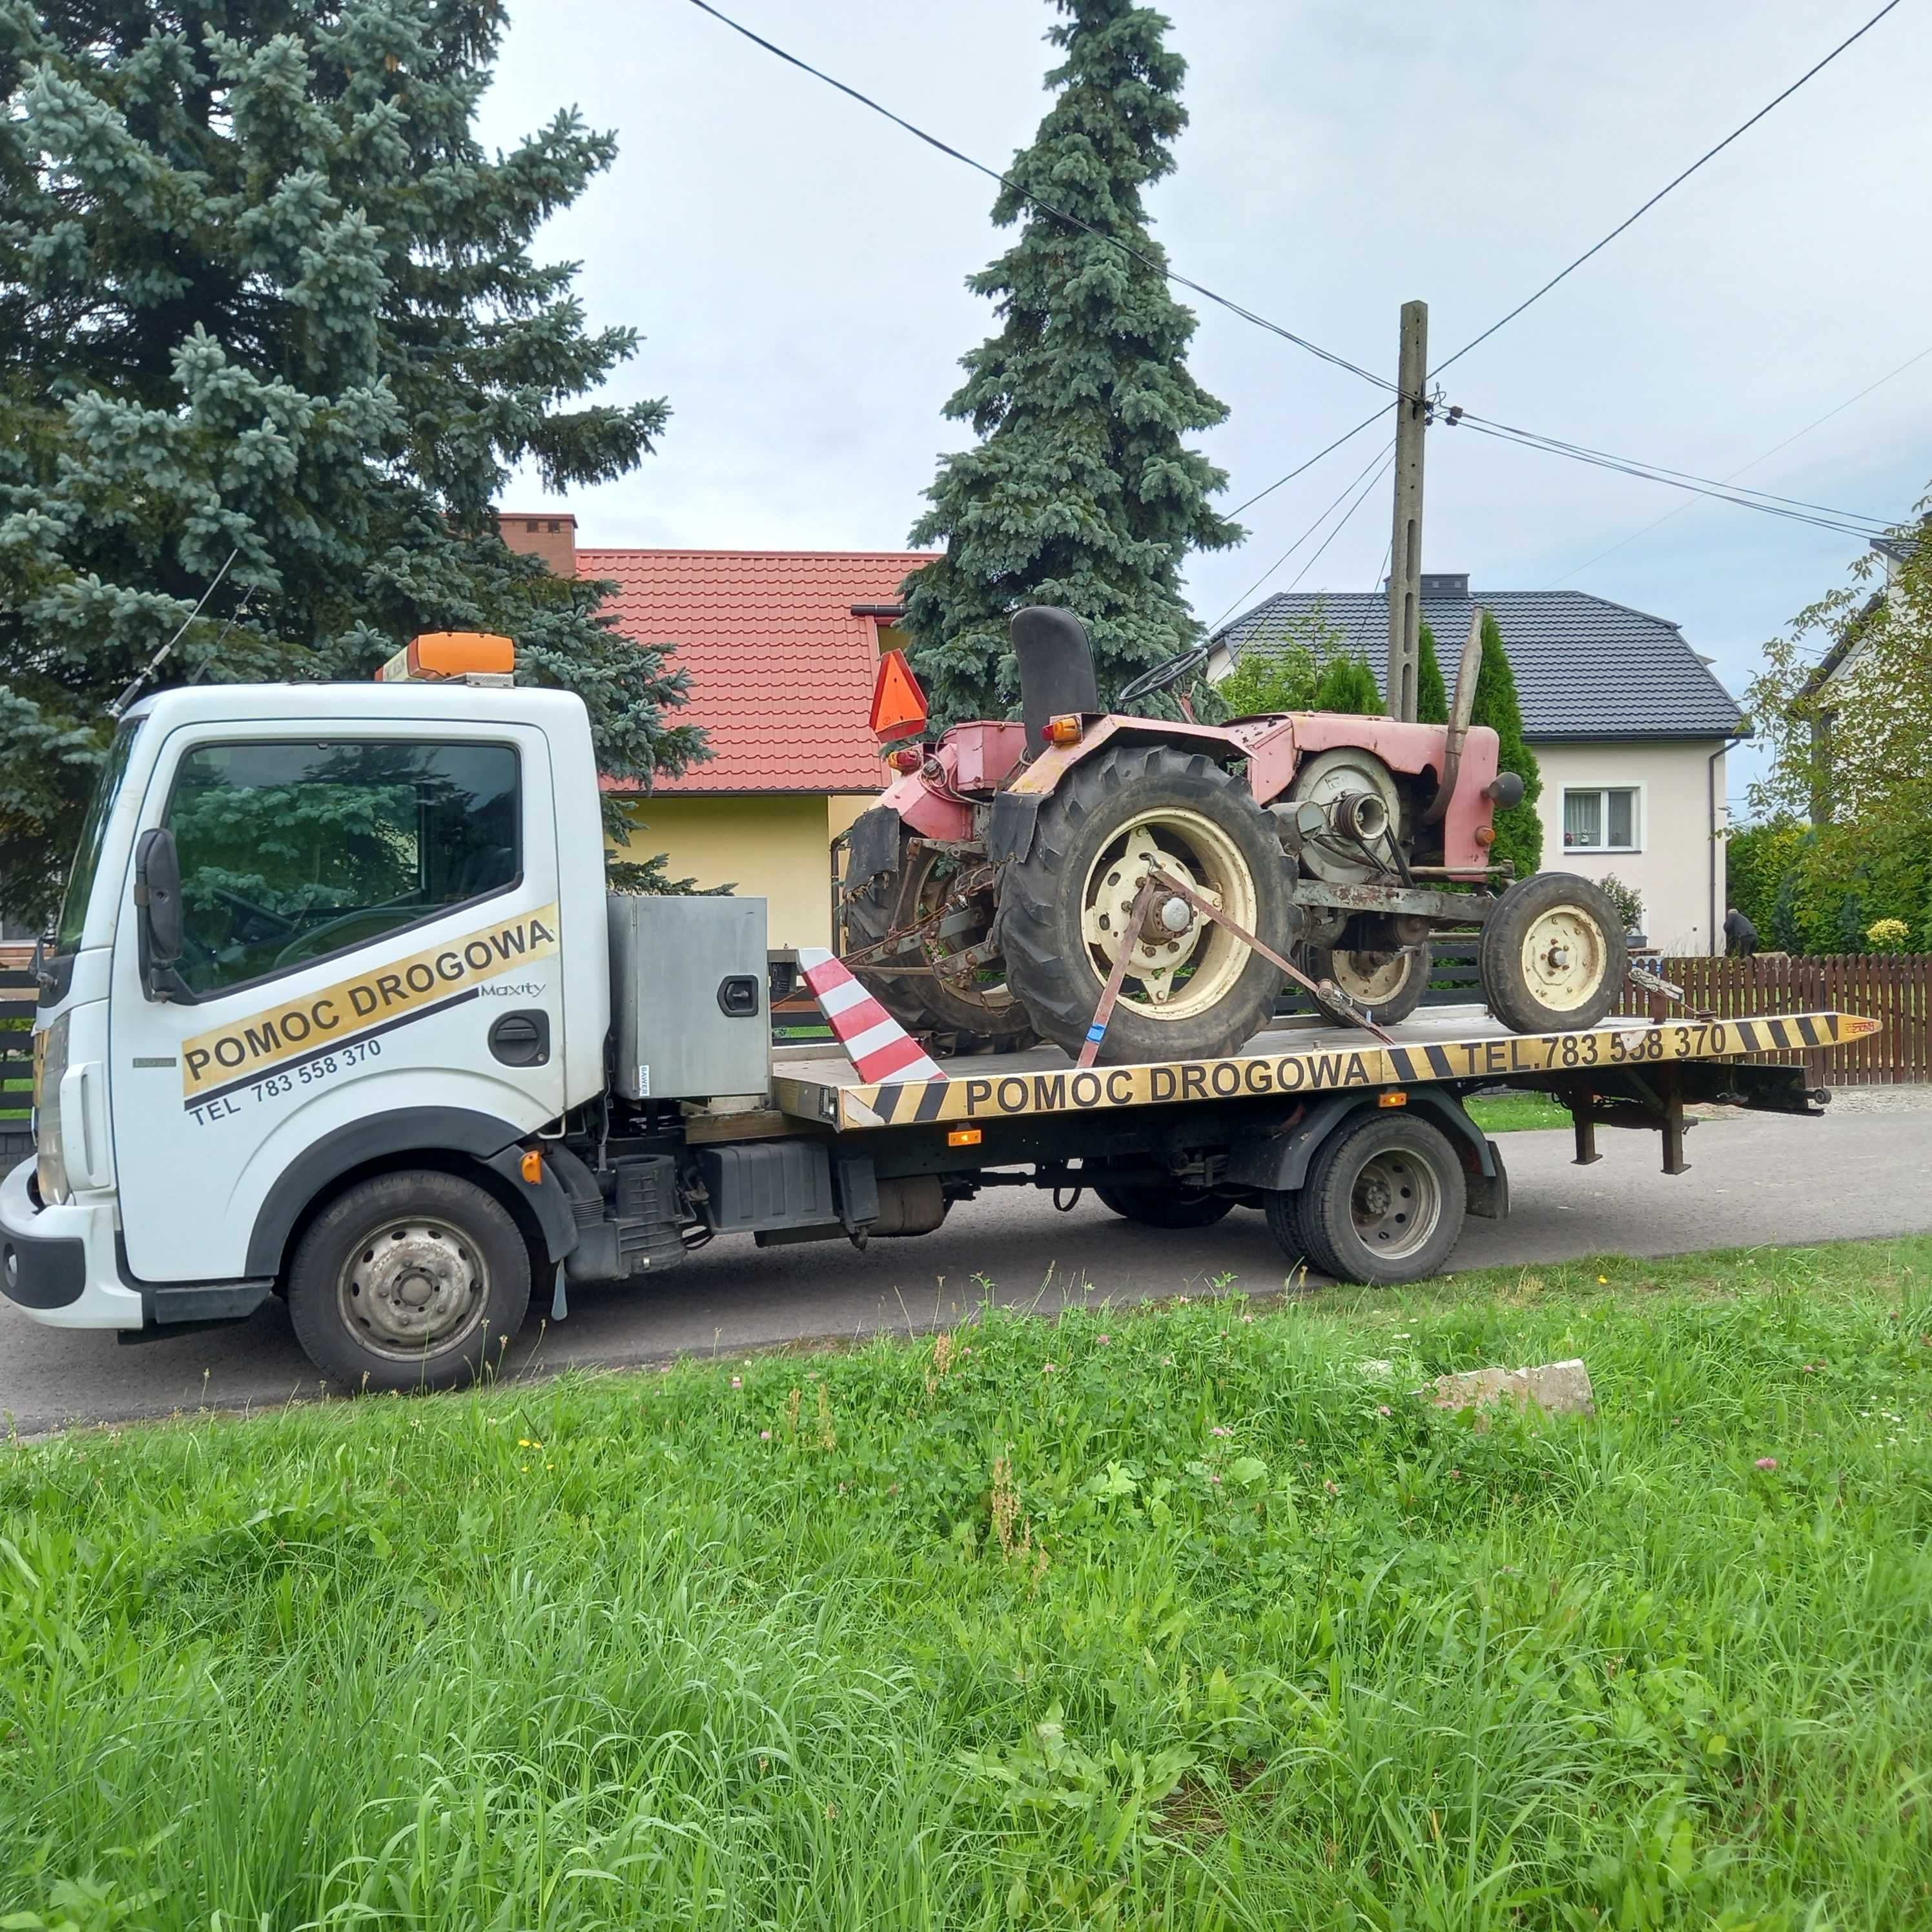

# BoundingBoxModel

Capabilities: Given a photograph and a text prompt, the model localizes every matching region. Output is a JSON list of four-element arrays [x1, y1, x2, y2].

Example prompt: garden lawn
[[3, 1237, 1930, 1929], [1464, 1090, 1574, 1133]]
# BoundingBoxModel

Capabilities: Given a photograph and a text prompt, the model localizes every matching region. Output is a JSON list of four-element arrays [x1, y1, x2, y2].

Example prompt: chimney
[[495, 509, 577, 578], [1419, 572, 1470, 599]]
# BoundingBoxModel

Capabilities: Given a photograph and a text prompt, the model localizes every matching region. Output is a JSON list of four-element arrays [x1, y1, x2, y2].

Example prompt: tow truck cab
[[5, 677, 615, 1354]]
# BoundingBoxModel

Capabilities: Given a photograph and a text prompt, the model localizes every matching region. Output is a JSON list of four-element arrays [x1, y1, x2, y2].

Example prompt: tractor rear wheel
[[996, 745, 1291, 1063], [845, 837, 1034, 1051], [1478, 872, 1628, 1034], [1304, 940, 1430, 1027]]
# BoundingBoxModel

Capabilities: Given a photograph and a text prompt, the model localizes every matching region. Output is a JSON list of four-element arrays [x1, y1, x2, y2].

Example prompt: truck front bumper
[[0, 1156, 145, 1330]]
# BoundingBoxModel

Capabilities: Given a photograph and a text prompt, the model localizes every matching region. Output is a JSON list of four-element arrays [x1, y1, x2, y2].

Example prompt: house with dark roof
[[1209, 573, 1748, 953], [498, 513, 927, 948]]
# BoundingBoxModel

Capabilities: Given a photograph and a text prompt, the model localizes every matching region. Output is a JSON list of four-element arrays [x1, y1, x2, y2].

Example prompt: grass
[[3, 1238, 1930, 1929], [1464, 1089, 1574, 1133]]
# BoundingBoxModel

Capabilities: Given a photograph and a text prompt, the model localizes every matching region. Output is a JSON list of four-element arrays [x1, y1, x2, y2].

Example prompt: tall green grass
[[2, 1238, 1929, 1929]]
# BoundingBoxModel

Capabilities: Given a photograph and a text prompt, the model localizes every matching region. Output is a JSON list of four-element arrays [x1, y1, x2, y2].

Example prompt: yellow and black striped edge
[[772, 1011, 1879, 1132]]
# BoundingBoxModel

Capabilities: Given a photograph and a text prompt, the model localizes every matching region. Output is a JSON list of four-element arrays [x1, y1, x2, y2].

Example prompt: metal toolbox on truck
[[608, 895, 769, 1101]]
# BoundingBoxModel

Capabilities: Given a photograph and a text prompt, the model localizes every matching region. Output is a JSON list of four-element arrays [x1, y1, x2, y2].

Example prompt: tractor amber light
[[376, 631, 515, 683], [1474, 825, 1497, 847], [520, 1147, 544, 1183], [1043, 714, 1084, 746], [947, 1127, 983, 1147], [891, 747, 923, 773], [1377, 1091, 1408, 1109]]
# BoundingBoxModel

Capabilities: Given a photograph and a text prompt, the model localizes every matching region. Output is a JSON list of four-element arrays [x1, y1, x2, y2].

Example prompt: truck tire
[[1262, 1188, 1316, 1274], [1478, 872, 1628, 1034], [996, 745, 1291, 1064], [845, 838, 1036, 1051], [1288, 1113, 1464, 1286], [1091, 1180, 1235, 1229], [287, 1169, 531, 1393], [1304, 941, 1430, 1027]]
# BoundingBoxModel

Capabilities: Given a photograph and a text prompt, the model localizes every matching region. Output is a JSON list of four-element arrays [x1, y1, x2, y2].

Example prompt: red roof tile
[[581, 548, 935, 794]]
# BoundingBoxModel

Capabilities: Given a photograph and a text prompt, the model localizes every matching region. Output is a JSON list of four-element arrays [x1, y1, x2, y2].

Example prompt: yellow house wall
[[613, 792, 881, 951]]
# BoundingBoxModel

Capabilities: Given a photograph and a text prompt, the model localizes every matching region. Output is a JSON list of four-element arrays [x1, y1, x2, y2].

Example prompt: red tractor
[[839, 606, 1627, 1064]]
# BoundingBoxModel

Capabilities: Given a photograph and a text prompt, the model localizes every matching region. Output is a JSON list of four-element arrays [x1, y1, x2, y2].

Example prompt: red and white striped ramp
[[796, 949, 948, 1085]]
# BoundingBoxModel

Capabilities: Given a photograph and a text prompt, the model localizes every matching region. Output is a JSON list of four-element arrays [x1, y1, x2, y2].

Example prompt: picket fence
[[1612, 952, 1930, 1087]]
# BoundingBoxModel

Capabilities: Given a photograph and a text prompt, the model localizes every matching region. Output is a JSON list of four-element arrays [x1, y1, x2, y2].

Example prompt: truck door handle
[[488, 1011, 551, 1067], [717, 975, 761, 1018]]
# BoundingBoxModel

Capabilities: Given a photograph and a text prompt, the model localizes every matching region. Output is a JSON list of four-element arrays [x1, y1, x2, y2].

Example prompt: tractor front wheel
[[1478, 872, 1628, 1034], [996, 745, 1291, 1063]]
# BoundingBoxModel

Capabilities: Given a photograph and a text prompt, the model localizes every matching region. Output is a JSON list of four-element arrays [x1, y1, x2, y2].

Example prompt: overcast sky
[[477, 0, 1931, 806]]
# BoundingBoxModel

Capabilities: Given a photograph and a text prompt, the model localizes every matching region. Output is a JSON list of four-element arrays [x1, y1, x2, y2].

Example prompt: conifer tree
[[0, 0, 704, 920], [1415, 623, 1448, 724], [1311, 653, 1383, 716], [901, 0, 1241, 726], [1469, 611, 1543, 875]]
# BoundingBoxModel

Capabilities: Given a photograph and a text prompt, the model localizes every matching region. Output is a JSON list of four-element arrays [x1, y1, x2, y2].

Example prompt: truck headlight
[[33, 1013, 69, 1206]]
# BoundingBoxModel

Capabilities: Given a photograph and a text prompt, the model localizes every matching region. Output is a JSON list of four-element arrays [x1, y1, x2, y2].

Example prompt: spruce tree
[[1311, 653, 1382, 716], [1469, 611, 1544, 876], [0, 0, 704, 921], [901, 0, 1241, 727]]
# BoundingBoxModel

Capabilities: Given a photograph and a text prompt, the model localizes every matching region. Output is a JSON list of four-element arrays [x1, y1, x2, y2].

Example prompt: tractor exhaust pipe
[[1011, 606, 1098, 749], [1423, 606, 1485, 827]]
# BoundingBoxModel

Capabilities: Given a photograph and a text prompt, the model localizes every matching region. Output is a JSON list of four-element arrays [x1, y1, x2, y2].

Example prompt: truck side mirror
[[134, 827, 187, 999]]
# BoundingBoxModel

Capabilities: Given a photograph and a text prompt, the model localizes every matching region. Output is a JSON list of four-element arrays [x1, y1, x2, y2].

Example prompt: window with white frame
[[1562, 786, 1639, 852]]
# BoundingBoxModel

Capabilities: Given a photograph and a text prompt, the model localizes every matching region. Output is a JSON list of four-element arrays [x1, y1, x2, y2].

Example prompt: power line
[[682, 0, 1399, 396], [1432, 0, 1906, 376], [1209, 439, 1397, 632], [1225, 404, 1395, 518], [1546, 341, 1932, 585], [1455, 414, 1896, 538]]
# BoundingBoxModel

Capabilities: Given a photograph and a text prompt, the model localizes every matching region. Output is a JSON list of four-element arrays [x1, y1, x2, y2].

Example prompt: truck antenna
[[107, 545, 240, 720]]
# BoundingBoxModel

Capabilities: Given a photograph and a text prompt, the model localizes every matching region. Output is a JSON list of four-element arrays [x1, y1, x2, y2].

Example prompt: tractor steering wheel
[[1116, 641, 1212, 708]]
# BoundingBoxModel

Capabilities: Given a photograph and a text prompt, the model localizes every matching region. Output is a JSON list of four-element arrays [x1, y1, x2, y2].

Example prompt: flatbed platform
[[774, 1005, 1879, 1131]]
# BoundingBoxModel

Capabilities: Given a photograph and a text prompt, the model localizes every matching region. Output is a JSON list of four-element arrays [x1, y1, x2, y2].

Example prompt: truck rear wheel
[[1478, 872, 1628, 1034], [1286, 1113, 1464, 1286], [997, 745, 1291, 1064], [287, 1169, 531, 1392], [1091, 1180, 1234, 1229]]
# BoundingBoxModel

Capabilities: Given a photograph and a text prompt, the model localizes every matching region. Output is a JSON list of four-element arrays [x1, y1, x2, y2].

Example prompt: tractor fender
[[1003, 715, 1248, 800]]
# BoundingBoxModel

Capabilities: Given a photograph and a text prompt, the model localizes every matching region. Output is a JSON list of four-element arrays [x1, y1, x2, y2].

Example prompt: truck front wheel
[[1282, 1113, 1465, 1286], [287, 1169, 531, 1392]]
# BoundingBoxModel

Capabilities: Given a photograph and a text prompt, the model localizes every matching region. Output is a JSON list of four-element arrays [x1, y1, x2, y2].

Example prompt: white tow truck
[[3, 637, 1873, 1391]]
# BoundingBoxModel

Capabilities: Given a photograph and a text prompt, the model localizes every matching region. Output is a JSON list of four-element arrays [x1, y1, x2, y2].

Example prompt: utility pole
[[1386, 299, 1428, 723]]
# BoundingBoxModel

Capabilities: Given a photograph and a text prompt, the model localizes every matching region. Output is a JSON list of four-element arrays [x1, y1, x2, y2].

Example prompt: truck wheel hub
[[344, 1219, 487, 1352]]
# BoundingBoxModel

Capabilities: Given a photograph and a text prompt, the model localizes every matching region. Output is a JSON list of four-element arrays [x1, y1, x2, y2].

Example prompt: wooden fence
[[1612, 953, 1931, 1087]]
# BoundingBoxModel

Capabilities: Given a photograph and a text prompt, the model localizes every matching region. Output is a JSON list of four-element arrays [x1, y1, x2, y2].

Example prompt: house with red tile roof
[[498, 514, 929, 947]]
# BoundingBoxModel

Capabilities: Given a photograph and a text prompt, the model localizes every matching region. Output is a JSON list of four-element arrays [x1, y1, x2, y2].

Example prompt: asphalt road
[[5, 1105, 1928, 1433]]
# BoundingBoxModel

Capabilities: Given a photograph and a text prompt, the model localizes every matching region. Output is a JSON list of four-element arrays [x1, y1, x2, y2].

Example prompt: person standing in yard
[[1724, 906, 1760, 958]]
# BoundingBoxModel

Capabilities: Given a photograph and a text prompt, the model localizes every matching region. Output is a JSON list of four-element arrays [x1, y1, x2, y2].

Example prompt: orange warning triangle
[[869, 648, 929, 743]]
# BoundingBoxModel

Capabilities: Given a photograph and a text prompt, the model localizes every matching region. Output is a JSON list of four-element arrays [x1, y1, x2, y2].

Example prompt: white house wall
[[1529, 740, 1727, 954]]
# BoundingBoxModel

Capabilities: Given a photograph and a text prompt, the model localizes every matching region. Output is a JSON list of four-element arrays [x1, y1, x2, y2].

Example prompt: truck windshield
[[54, 718, 145, 954]]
